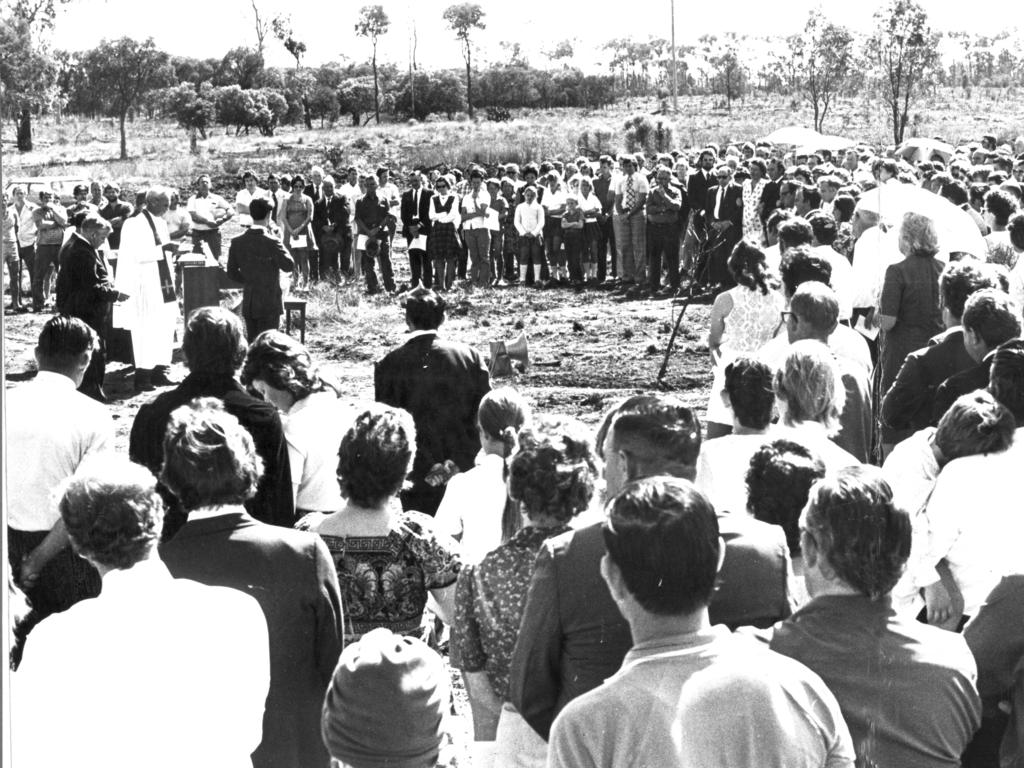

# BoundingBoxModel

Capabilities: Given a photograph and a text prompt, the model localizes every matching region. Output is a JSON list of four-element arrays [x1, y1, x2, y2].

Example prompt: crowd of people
[[6, 128, 1024, 768]]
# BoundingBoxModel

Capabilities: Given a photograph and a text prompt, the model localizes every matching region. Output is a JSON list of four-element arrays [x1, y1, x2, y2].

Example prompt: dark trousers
[[647, 220, 681, 290], [245, 314, 280, 342], [597, 216, 616, 280], [318, 233, 343, 282], [6, 256, 22, 307], [564, 232, 584, 284], [8, 526, 102, 665], [457, 239, 468, 279], [489, 230, 504, 283], [190, 228, 222, 258], [408, 246, 431, 288], [31, 243, 60, 309], [363, 239, 395, 294], [519, 236, 548, 285], [79, 320, 108, 396]]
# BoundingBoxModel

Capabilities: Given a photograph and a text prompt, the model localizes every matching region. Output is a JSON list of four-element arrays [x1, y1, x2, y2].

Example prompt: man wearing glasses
[[703, 165, 743, 290]]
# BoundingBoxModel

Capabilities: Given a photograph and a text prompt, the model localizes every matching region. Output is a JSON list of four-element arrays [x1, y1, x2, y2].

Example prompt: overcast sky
[[52, 0, 1019, 71]]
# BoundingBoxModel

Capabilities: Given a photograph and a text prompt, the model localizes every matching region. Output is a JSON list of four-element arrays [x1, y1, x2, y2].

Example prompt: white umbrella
[[856, 183, 985, 258], [896, 138, 955, 164], [762, 125, 822, 146]]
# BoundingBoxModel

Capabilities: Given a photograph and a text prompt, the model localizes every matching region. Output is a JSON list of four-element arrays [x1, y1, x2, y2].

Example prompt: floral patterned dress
[[318, 510, 461, 641], [741, 178, 769, 244], [450, 524, 571, 700]]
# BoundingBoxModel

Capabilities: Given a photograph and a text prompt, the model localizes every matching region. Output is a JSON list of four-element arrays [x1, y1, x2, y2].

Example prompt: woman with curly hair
[[705, 241, 785, 438], [451, 416, 598, 768], [311, 404, 461, 642], [240, 330, 354, 518]]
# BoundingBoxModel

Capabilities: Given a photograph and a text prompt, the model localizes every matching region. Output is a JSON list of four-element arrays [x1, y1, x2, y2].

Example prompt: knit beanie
[[322, 628, 448, 768]]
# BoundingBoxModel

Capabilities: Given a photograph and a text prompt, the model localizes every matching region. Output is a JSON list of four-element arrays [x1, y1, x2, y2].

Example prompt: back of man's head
[[940, 261, 1003, 322], [778, 217, 814, 252], [36, 315, 94, 376], [249, 197, 273, 222], [182, 307, 247, 376], [790, 282, 840, 340], [606, 395, 702, 487], [807, 211, 838, 246], [962, 288, 1021, 351], [603, 476, 719, 616], [403, 287, 446, 330], [724, 357, 774, 431], [779, 245, 833, 298], [989, 339, 1024, 427], [802, 466, 910, 600]]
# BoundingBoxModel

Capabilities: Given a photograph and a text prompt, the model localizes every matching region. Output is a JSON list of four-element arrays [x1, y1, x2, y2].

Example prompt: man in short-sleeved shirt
[[186, 174, 233, 259]]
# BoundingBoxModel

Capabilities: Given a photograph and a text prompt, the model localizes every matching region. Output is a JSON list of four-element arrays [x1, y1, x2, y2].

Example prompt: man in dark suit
[[54, 214, 125, 401], [932, 288, 1021, 423], [682, 149, 717, 277], [400, 171, 433, 287], [159, 398, 342, 768], [311, 176, 350, 283], [226, 197, 294, 341], [302, 166, 325, 207], [374, 287, 490, 516], [881, 261, 1002, 442], [129, 306, 294, 538], [703, 164, 743, 288], [510, 395, 700, 740], [759, 156, 785, 231]]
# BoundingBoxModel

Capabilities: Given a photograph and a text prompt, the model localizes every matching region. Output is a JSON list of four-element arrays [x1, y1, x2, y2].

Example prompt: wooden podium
[[180, 255, 223, 320]]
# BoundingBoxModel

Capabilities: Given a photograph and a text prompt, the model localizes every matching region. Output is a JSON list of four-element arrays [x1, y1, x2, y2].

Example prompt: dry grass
[[7, 87, 1024, 197]]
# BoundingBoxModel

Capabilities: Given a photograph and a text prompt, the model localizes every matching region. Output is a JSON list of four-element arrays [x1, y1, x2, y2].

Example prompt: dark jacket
[[374, 331, 490, 490], [400, 187, 434, 240], [933, 357, 992, 425], [760, 177, 782, 225], [882, 328, 975, 433], [54, 232, 119, 331], [129, 371, 295, 536], [687, 168, 716, 221], [161, 510, 343, 768], [509, 523, 633, 740], [226, 227, 294, 320], [705, 182, 744, 230], [311, 194, 351, 245]]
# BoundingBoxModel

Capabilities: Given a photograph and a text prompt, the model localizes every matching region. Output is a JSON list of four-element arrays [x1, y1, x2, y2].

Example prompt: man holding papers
[[114, 187, 180, 392], [401, 171, 433, 288], [227, 197, 295, 341]]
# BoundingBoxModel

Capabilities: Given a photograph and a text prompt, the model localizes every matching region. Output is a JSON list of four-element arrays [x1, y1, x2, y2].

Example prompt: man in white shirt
[[922, 339, 1024, 626], [461, 167, 492, 287], [6, 316, 112, 650], [115, 186, 180, 391], [548, 476, 855, 768], [186, 173, 233, 259], [612, 154, 648, 289], [13, 457, 270, 768]]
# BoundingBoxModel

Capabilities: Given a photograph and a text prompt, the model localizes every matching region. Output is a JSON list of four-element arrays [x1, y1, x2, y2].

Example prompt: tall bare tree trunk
[[119, 113, 128, 159], [17, 108, 33, 152], [466, 58, 473, 118]]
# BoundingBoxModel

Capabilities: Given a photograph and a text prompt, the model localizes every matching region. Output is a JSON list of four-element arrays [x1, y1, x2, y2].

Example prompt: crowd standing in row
[[7, 129, 1024, 768]]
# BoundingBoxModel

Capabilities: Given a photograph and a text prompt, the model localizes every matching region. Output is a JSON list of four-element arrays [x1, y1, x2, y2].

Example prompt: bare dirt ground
[[3, 247, 715, 452]]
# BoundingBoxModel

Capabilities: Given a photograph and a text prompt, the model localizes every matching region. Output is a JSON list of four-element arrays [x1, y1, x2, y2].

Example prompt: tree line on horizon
[[2, 0, 1022, 159]]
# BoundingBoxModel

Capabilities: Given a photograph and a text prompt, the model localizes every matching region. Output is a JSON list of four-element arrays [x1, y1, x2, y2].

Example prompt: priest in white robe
[[114, 186, 180, 391]]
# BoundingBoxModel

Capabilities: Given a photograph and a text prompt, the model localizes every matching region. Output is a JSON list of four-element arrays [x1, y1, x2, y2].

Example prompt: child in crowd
[[560, 195, 586, 289]]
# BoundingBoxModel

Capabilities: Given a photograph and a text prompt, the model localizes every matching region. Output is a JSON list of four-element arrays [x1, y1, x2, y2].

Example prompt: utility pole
[[670, 0, 679, 112]]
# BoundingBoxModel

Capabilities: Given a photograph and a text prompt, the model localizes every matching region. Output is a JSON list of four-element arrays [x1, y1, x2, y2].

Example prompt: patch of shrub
[[486, 106, 512, 122]]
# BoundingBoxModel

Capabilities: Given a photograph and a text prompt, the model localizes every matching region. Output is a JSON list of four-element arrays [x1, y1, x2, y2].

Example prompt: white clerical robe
[[113, 211, 179, 368], [12, 557, 270, 768]]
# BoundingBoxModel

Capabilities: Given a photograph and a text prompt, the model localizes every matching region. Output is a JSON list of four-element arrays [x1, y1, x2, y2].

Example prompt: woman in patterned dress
[[705, 241, 786, 439], [741, 158, 770, 244], [450, 416, 599, 768], [311, 404, 461, 643]]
